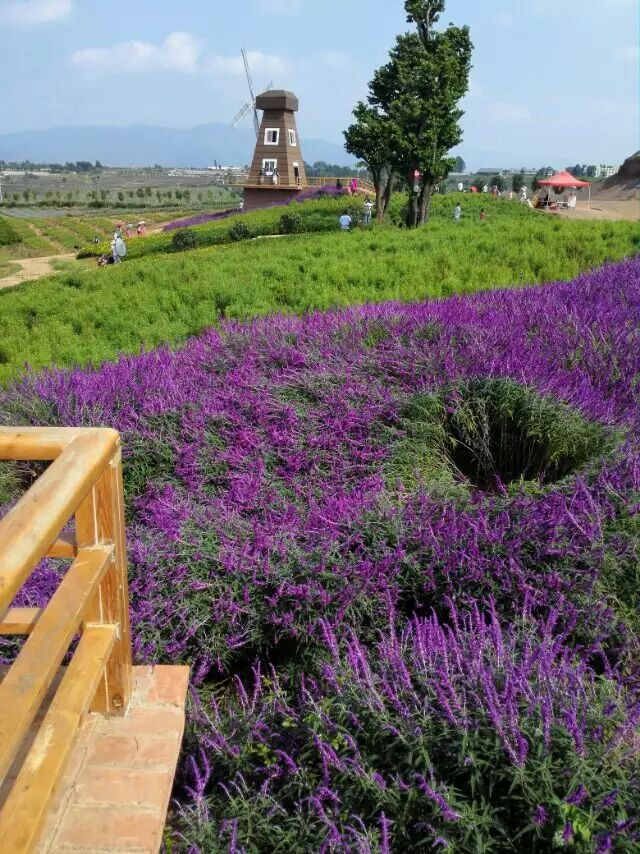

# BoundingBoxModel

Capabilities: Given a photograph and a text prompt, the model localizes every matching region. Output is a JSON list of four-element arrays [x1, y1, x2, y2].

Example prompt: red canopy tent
[[537, 170, 592, 208]]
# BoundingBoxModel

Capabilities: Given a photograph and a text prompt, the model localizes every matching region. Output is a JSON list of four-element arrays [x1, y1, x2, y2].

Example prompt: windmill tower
[[231, 51, 307, 211]]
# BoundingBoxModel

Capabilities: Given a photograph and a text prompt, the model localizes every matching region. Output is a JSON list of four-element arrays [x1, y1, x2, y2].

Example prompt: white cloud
[[72, 32, 202, 75], [207, 51, 288, 79], [0, 0, 72, 25]]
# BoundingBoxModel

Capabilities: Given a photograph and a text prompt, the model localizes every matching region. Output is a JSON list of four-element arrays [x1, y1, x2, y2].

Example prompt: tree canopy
[[344, 0, 472, 226]]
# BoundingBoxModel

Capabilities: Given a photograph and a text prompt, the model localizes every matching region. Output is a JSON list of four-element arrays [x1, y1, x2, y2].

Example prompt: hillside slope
[[592, 152, 640, 200]]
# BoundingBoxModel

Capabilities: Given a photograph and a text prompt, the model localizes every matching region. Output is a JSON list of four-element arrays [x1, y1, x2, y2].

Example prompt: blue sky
[[1, 0, 638, 169]]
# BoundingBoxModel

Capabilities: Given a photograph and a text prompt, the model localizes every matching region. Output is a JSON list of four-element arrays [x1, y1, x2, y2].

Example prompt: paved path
[[0, 253, 75, 290]]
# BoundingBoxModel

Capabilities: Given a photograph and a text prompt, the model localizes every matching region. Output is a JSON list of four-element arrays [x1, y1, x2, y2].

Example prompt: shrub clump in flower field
[[171, 229, 199, 252], [1, 258, 640, 850]]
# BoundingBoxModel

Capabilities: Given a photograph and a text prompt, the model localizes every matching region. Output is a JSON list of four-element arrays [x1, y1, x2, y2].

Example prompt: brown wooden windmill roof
[[255, 90, 299, 112]]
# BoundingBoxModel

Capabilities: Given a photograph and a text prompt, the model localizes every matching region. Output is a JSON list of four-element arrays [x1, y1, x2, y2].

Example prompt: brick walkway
[[2, 665, 189, 853]]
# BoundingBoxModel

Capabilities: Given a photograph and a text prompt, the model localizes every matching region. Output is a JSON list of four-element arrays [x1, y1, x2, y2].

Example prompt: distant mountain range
[[0, 124, 355, 168]]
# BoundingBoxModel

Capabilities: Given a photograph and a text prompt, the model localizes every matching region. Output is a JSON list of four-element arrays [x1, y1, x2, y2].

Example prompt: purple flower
[[379, 812, 391, 854], [600, 790, 618, 809], [596, 835, 613, 853], [533, 805, 548, 827], [566, 784, 589, 806]]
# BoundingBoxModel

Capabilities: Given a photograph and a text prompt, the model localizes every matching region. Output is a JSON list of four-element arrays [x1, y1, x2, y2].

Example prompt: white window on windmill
[[262, 159, 277, 175], [288, 129, 297, 147], [265, 128, 280, 145]]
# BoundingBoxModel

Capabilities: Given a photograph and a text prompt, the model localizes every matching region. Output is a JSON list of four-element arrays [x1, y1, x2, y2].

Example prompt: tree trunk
[[373, 168, 384, 224], [407, 186, 419, 228], [381, 170, 395, 220], [419, 181, 434, 224]]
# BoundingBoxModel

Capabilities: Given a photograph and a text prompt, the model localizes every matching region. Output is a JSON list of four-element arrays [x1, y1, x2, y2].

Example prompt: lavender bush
[[176, 606, 639, 851], [1, 257, 640, 850], [163, 208, 241, 232]]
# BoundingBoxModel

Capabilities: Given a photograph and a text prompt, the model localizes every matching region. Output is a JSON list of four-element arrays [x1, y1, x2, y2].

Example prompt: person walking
[[350, 178, 358, 196], [457, 181, 464, 192], [363, 197, 373, 226], [112, 235, 126, 264], [480, 208, 486, 222], [339, 211, 353, 231], [336, 178, 343, 192], [453, 203, 462, 222]]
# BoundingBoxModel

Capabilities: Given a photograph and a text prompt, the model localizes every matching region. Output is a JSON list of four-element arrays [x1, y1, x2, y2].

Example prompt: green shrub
[[279, 210, 304, 234], [229, 221, 252, 242], [0, 217, 20, 247], [171, 229, 199, 252]]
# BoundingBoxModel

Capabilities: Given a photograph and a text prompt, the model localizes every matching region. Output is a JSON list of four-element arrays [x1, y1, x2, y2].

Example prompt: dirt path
[[0, 253, 75, 290], [555, 200, 639, 221]]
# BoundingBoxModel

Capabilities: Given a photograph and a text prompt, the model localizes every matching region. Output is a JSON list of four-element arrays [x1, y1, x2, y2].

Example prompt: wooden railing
[[229, 175, 377, 196], [306, 176, 377, 195], [0, 427, 132, 853]]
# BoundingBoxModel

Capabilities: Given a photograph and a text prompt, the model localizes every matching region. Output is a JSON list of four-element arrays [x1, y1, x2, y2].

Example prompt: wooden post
[[75, 446, 132, 716]]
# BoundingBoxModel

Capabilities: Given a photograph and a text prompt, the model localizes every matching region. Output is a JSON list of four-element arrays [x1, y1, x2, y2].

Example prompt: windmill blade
[[242, 47, 256, 104], [253, 107, 260, 137], [264, 81, 273, 93], [232, 101, 252, 128]]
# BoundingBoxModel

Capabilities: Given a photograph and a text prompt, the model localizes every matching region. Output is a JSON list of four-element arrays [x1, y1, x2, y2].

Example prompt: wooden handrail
[[0, 430, 119, 615], [0, 427, 132, 854]]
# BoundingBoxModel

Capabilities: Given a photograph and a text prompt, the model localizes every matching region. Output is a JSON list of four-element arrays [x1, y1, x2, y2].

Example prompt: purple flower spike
[[533, 805, 548, 827], [565, 784, 589, 806]]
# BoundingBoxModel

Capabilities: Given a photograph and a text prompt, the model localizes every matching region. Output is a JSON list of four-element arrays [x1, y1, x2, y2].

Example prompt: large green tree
[[344, 1, 472, 226], [344, 103, 398, 222]]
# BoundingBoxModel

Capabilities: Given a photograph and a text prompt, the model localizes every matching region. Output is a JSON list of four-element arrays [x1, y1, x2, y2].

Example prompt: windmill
[[231, 48, 273, 137]]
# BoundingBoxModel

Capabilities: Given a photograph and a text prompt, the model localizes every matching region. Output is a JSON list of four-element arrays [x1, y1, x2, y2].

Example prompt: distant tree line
[[304, 161, 364, 178], [567, 164, 598, 179], [0, 185, 238, 209], [0, 160, 104, 172]]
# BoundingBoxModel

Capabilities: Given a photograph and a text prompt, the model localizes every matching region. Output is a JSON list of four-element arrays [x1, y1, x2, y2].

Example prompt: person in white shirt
[[457, 181, 464, 192], [363, 198, 373, 225], [453, 203, 462, 222], [339, 212, 353, 231]]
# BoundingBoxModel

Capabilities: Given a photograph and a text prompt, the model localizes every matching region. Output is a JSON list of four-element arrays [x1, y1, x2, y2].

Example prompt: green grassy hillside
[[0, 196, 637, 385], [0, 217, 20, 247]]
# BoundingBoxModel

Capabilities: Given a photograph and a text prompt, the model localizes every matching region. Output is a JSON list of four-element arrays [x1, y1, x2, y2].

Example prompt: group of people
[[452, 203, 488, 222], [97, 225, 127, 267], [457, 181, 505, 197], [336, 178, 360, 195], [339, 197, 374, 231], [96, 220, 148, 267], [258, 168, 280, 186]]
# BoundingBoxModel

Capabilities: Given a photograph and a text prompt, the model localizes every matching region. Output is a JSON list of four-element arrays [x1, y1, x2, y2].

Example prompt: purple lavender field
[[2, 258, 640, 850]]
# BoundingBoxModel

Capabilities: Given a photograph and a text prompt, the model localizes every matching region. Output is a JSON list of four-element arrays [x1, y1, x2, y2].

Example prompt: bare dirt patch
[[0, 254, 75, 290]]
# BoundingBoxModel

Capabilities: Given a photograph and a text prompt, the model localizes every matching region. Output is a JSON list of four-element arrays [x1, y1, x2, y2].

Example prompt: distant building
[[594, 164, 619, 179]]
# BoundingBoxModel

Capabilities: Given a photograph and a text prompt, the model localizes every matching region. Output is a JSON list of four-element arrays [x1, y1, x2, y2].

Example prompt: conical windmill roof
[[255, 90, 299, 111]]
